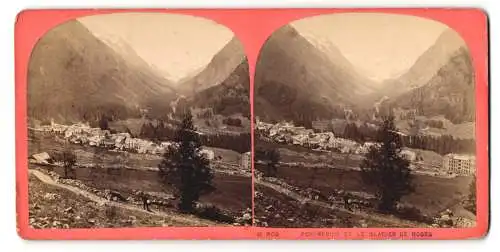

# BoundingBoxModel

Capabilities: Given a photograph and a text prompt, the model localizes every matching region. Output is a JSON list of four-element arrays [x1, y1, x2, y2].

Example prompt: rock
[[242, 213, 252, 221], [88, 219, 96, 224], [75, 215, 81, 220], [261, 221, 268, 227], [274, 214, 281, 218], [233, 223, 241, 226], [265, 205, 274, 211], [287, 218, 295, 222], [52, 221, 61, 227], [63, 224, 70, 229], [29, 218, 35, 224], [43, 193, 58, 200], [64, 207, 73, 213]]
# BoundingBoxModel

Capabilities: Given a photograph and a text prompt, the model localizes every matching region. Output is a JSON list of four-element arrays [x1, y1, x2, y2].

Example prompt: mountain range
[[254, 25, 376, 125], [254, 25, 475, 126], [28, 20, 250, 125], [28, 20, 176, 123], [177, 38, 250, 117], [28, 19, 475, 130]]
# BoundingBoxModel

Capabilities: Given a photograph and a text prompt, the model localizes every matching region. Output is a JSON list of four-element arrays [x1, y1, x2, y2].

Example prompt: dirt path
[[255, 179, 429, 227], [29, 169, 220, 227]]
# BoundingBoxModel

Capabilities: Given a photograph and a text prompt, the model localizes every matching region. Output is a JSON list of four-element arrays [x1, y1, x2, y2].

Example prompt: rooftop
[[445, 153, 476, 161]]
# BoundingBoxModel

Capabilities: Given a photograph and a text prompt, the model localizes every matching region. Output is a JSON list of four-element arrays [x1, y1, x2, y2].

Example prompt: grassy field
[[395, 116, 475, 139], [256, 138, 443, 168], [28, 174, 197, 228], [256, 163, 472, 217], [28, 134, 252, 215], [254, 185, 398, 228]]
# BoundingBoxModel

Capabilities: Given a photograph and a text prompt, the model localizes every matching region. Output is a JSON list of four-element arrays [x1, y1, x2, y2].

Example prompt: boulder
[[242, 213, 252, 221]]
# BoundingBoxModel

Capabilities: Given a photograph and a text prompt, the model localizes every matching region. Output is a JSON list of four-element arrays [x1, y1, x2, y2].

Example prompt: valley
[[253, 15, 477, 228], [27, 15, 252, 228]]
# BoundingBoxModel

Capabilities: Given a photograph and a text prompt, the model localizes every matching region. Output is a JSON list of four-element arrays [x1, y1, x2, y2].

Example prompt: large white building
[[443, 154, 476, 176], [240, 152, 252, 171]]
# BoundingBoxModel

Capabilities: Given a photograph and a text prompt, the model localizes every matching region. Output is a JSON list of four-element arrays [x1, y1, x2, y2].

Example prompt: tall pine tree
[[158, 111, 214, 212], [360, 116, 414, 212]]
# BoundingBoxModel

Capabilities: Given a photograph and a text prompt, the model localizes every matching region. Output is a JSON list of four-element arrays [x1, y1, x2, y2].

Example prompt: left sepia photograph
[[27, 13, 252, 229]]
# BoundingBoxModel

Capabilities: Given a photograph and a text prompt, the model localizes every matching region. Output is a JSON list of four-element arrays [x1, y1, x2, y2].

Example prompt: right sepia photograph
[[253, 13, 477, 228]]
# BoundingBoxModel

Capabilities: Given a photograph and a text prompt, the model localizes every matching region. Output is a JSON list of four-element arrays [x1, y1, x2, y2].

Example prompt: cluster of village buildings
[[31, 122, 256, 173], [256, 121, 476, 176], [256, 121, 382, 156], [33, 122, 217, 159]]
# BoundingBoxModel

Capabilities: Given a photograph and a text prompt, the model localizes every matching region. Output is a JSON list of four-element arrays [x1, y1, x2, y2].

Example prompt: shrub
[[194, 204, 234, 223], [223, 117, 242, 127]]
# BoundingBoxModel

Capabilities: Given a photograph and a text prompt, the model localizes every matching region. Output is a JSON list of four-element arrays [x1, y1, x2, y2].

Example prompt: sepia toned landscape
[[253, 13, 477, 228], [25, 12, 479, 231], [27, 13, 252, 228]]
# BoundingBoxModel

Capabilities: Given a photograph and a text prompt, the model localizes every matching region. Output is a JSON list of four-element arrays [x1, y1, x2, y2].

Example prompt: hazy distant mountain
[[377, 29, 467, 99], [388, 46, 475, 124], [254, 25, 376, 125], [99, 35, 177, 90], [28, 20, 176, 124], [177, 37, 246, 95]]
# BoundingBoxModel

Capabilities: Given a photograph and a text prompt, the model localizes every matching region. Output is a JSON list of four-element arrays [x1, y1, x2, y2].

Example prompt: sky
[[291, 13, 450, 82], [78, 13, 234, 82]]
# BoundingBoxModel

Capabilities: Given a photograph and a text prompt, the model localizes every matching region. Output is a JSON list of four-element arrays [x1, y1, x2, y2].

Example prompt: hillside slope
[[388, 47, 475, 124], [28, 20, 175, 124], [376, 29, 467, 100], [190, 58, 250, 118], [254, 25, 375, 125], [177, 37, 246, 96]]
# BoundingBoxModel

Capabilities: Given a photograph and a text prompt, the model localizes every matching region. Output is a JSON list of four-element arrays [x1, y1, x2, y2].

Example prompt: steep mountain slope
[[254, 25, 376, 125], [190, 58, 250, 118], [99, 35, 177, 92], [387, 47, 475, 124], [177, 37, 246, 95], [28, 20, 175, 124], [376, 29, 467, 99]]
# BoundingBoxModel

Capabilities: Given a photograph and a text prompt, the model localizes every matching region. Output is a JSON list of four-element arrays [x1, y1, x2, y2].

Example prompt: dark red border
[[15, 8, 489, 240]]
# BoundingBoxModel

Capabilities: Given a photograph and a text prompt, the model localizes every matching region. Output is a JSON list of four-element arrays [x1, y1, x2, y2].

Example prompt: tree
[[61, 150, 77, 178], [256, 148, 280, 177], [158, 111, 214, 212], [466, 175, 476, 214], [360, 116, 414, 212], [99, 115, 109, 130]]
